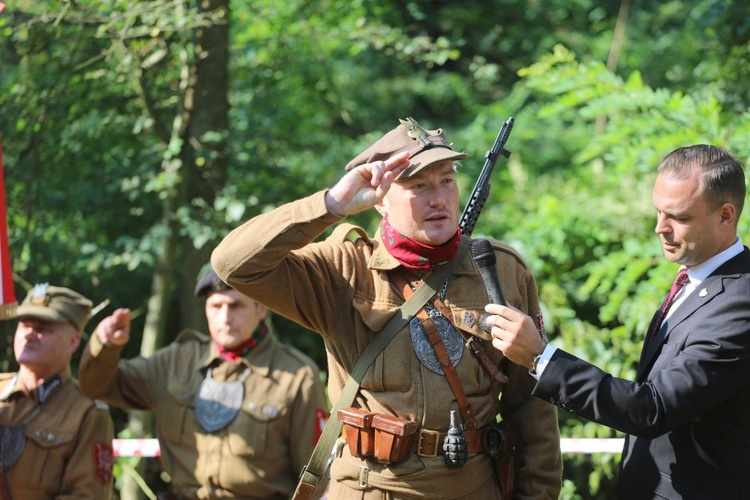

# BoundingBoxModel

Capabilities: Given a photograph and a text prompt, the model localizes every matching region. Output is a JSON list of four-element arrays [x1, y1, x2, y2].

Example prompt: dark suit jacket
[[535, 248, 750, 499]]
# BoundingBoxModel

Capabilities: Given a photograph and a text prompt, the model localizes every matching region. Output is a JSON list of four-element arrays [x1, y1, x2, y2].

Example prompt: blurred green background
[[2, 1, 749, 497]]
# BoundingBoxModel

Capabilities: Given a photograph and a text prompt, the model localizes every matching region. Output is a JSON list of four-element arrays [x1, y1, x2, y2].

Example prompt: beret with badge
[[345, 117, 468, 180], [194, 267, 232, 298], [16, 283, 93, 333]]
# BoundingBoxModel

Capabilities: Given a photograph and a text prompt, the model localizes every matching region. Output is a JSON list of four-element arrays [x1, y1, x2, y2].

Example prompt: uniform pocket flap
[[26, 426, 75, 448], [371, 414, 418, 436]]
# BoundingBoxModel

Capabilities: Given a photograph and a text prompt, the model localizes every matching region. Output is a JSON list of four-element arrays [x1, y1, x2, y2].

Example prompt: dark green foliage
[[1, 0, 749, 497]]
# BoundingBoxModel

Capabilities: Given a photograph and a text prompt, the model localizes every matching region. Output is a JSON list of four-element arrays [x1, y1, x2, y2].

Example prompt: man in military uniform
[[79, 267, 330, 499], [211, 118, 563, 499], [0, 284, 115, 499]]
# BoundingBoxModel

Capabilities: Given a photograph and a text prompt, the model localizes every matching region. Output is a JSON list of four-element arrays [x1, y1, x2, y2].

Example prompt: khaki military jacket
[[0, 367, 114, 500], [211, 191, 563, 499], [79, 328, 328, 499]]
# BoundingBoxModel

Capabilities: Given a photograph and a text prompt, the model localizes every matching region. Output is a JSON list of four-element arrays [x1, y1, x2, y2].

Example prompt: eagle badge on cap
[[31, 283, 50, 306], [399, 117, 434, 146]]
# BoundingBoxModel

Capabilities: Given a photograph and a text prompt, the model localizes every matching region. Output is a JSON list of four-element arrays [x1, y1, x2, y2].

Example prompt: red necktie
[[645, 268, 690, 351]]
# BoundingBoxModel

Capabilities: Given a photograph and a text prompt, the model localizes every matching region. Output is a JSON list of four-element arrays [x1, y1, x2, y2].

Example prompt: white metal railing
[[112, 438, 625, 457]]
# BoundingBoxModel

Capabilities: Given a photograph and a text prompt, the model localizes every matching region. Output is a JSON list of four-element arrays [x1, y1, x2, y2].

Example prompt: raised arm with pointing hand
[[94, 307, 132, 347]]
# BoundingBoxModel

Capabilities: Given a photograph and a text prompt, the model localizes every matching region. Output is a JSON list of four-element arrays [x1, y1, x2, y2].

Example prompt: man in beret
[[79, 266, 330, 499], [211, 118, 562, 499], [0, 284, 115, 499]]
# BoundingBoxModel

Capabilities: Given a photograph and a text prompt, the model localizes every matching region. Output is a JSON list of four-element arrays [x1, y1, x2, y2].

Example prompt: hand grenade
[[443, 410, 468, 468]]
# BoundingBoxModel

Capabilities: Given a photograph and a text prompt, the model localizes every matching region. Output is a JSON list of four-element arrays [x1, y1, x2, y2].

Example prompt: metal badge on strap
[[195, 367, 250, 432], [410, 309, 463, 375]]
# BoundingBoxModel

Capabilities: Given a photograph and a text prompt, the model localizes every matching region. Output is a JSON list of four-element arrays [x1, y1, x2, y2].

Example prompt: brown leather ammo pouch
[[337, 407, 376, 458], [371, 414, 418, 464]]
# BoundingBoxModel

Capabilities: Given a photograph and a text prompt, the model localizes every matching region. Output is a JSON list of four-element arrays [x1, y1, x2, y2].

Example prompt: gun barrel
[[458, 117, 515, 236]]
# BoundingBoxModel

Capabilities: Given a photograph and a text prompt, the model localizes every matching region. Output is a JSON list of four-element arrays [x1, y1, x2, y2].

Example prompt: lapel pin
[[699, 288, 708, 297]]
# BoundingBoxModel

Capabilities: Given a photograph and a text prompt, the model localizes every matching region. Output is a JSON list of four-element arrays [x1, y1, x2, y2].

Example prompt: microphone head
[[471, 239, 496, 269]]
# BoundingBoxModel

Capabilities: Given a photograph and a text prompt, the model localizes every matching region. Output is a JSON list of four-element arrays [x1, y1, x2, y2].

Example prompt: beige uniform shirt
[[211, 191, 563, 499], [0, 367, 114, 500], [79, 329, 329, 499]]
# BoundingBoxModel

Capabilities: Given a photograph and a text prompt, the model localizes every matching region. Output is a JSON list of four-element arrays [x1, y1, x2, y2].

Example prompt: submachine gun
[[458, 116, 514, 236], [452, 118, 524, 497]]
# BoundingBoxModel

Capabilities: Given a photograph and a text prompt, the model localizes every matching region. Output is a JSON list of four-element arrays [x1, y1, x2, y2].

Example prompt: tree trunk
[[121, 1, 230, 497], [178, 0, 230, 334]]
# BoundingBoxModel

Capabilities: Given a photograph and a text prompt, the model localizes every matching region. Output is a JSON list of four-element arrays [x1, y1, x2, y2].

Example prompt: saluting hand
[[325, 152, 410, 216], [94, 308, 132, 347]]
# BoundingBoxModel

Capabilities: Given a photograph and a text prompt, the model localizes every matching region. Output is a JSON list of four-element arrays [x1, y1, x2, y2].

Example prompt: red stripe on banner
[[0, 138, 17, 318]]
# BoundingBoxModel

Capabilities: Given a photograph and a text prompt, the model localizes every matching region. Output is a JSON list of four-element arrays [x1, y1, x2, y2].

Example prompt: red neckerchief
[[379, 218, 461, 271], [215, 321, 268, 361]]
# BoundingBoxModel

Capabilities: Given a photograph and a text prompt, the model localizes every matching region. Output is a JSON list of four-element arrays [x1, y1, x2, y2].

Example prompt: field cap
[[17, 283, 93, 332], [345, 117, 468, 179], [194, 267, 232, 297]]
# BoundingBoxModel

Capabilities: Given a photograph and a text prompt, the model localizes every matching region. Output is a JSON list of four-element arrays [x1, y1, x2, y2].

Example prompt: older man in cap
[[211, 118, 562, 499], [0, 283, 115, 499], [79, 266, 329, 500]]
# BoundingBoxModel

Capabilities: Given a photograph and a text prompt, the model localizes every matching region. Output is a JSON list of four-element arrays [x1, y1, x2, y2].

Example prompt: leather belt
[[409, 427, 485, 458]]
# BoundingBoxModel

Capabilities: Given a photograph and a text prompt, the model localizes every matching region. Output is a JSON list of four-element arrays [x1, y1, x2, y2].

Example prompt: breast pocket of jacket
[[651, 342, 681, 372], [227, 398, 287, 458], [360, 326, 412, 393], [24, 426, 75, 487]]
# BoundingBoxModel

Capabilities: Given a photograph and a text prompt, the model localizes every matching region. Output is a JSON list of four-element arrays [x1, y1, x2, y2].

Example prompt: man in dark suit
[[485, 144, 749, 499]]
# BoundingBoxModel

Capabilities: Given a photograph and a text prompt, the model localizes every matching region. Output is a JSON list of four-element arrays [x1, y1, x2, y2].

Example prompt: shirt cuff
[[529, 344, 557, 380]]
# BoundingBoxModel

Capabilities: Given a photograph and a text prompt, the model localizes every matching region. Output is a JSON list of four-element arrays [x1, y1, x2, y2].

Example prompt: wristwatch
[[530, 352, 543, 375]]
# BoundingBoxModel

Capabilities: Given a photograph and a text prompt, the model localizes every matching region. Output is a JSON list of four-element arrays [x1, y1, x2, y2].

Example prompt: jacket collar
[[369, 233, 476, 276], [202, 333, 272, 378]]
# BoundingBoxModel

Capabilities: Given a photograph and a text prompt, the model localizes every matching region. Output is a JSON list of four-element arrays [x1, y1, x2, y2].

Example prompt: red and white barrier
[[112, 438, 625, 458], [559, 438, 624, 454], [113, 439, 161, 458]]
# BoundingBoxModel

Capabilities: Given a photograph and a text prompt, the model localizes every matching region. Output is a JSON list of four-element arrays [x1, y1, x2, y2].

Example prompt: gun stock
[[458, 117, 514, 236]]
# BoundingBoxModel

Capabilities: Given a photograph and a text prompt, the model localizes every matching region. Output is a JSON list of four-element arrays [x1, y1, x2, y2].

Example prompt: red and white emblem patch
[[537, 309, 547, 342], [93, 442, 114, 484]]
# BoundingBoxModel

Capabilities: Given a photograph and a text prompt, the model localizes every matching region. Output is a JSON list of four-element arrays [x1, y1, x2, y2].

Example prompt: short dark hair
[[658, 144, 745, 223]]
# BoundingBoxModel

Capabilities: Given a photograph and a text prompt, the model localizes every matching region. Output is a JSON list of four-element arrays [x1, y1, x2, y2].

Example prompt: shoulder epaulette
[[330, 223, 370, 243], [94, 400, 110, 411], [277, 342, 321, 371], [481, 238, 530, 269]]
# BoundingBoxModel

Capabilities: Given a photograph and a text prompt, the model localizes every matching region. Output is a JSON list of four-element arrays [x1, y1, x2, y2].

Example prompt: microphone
[[470, 239, 512, 383], [471, 239, 507, 306]]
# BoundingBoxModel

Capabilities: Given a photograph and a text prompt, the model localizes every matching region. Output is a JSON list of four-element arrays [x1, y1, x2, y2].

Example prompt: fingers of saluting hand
[[376, 151, 410, 182], [326, 152, 411, 216], [371, 152, 410, 197]]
